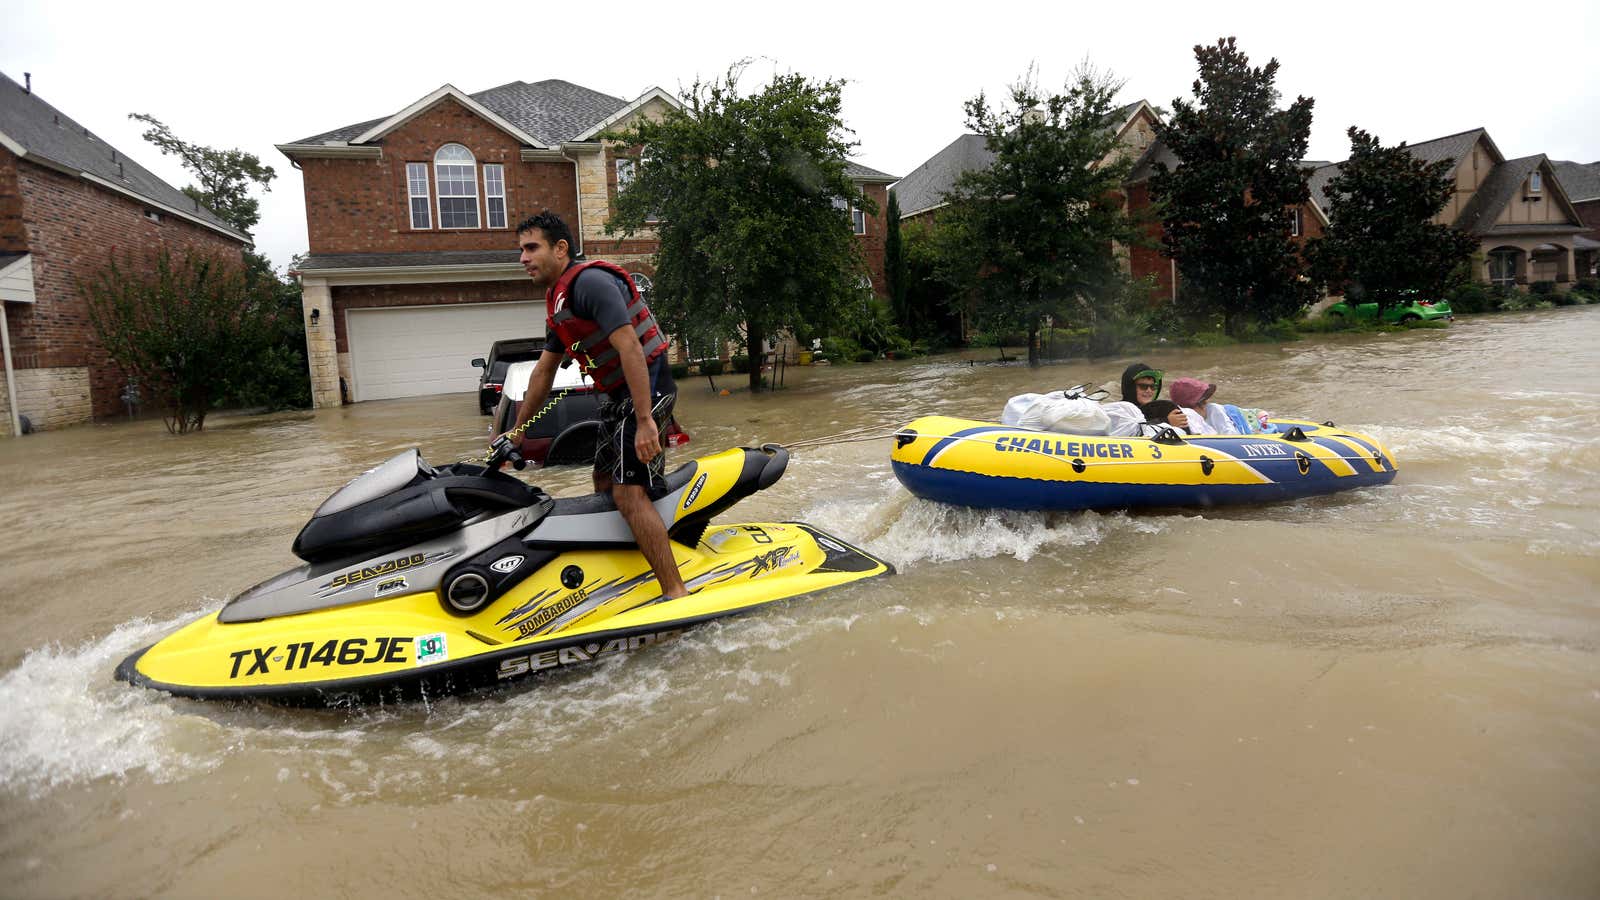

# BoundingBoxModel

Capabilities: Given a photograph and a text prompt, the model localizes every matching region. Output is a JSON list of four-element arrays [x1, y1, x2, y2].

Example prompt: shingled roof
[[891, 134, 995, 216], [294, 79, 632, 147], [893, 101, 1151, 217], [0, 72, 249, 242], [1551, 160, 1600, 202]]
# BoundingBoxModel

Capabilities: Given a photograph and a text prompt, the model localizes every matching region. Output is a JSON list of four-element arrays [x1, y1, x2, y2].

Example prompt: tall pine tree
[[1308, 127, 1478, 311], [1152, 38, 1318, 335]]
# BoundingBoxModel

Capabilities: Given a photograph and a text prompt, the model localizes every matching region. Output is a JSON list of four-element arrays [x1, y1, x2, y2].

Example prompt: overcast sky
[[6, 0, 1597, 274]]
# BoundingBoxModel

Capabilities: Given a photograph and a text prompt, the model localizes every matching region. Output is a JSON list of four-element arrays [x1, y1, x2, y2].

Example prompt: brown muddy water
[[1, 308, 1598, 898]]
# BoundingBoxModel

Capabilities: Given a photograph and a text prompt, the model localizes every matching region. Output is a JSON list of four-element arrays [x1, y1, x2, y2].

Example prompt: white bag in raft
[[1001, 392, 1111, 435]]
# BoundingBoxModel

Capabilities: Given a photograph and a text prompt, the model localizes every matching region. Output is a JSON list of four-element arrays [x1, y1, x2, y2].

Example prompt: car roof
[[489, 337, 546, 357], [502, 358, 592, 400]]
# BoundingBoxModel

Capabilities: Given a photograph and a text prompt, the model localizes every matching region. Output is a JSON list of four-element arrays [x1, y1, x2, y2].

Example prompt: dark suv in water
[[490, 359, 689, 467], [472, 338, 545, 415]]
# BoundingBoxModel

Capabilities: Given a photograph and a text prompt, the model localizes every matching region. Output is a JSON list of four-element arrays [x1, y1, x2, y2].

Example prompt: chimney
[[23, 73, 30, 94]]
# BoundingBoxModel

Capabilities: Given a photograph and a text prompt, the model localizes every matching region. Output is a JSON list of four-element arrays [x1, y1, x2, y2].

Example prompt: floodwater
[[1, 308, 1597, 898]]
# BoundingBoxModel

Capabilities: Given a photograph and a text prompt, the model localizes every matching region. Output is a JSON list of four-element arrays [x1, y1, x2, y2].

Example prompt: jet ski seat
[[292, 450, 543, 564]]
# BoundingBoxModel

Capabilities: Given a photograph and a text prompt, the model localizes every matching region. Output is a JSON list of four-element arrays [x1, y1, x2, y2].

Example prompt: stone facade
[[0, 147, 247, 434]]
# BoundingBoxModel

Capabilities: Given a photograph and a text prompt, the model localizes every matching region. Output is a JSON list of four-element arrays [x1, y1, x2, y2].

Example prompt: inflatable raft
[[890, 415, 1397, 511]]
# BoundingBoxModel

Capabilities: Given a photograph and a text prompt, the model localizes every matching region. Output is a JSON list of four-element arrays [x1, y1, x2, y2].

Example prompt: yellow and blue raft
[[890, 415, 1398, 511]]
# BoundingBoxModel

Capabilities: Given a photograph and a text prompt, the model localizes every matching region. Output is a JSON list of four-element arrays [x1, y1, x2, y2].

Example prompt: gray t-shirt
[[545, 264, 673, 398]]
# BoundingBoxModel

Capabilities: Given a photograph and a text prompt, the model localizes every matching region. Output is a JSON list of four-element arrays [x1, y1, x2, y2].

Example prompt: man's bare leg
[[610, 482, 689, 599]]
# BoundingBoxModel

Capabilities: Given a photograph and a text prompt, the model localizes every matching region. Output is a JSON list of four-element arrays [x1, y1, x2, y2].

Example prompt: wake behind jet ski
[[116, 436, 892, 705]]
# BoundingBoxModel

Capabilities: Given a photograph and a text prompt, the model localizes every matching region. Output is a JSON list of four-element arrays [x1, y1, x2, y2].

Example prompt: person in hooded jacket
[[1102, 363, 1189, 435]]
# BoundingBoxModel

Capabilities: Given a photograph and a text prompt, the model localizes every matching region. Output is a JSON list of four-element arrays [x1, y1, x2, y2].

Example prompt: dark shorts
[[595, 392, 676, 489]]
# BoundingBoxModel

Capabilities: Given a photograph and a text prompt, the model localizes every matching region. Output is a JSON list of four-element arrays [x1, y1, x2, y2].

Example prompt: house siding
[[1, 150, 245, 432]]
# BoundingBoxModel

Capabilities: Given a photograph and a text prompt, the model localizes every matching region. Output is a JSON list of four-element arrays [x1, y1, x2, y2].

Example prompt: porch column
[[1558, 246, 1573, 284], [301, 277, 340, 409]]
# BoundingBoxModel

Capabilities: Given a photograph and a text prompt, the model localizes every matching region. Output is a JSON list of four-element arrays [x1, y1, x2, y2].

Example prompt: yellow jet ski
[[116, 437, 891, 705]]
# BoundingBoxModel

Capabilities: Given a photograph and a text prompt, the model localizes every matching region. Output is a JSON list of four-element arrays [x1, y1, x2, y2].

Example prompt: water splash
[[0, 611, 228, 798]]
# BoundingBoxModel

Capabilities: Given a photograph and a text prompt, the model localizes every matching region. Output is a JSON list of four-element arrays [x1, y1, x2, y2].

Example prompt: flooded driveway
[[2, 308, 1598, 897]]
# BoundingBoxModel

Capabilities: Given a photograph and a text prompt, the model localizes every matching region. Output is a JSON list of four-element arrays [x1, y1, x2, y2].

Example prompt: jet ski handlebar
[[485, 433, 527, 473]]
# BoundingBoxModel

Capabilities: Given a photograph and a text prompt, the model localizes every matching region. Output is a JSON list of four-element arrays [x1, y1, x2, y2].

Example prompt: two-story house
[[1, 72, 251, 438], [1307, 129, 1589, 291], [280, 79, 896, 407]]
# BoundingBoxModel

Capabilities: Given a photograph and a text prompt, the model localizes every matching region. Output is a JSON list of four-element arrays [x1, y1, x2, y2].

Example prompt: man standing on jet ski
[[506, 211, 688, 600]]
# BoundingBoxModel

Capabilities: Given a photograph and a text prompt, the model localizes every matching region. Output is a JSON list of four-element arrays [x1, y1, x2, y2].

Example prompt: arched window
[[434, 143, 480, 229], [630, 272, 653, 297]]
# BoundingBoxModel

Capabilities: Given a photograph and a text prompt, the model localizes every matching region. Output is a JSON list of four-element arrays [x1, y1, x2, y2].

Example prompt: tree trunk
[[747, 328, 763, 393], [1027, 322, 1041, 367]]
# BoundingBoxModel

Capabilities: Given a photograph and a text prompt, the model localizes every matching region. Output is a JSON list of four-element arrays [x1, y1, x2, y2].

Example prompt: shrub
[[699, 359, 724, 377], [730, 355, 752, 374], [854, 349, 877, 363], [823, 335, 865, 362], [1529, 280, 1556, 297], [1552, 287, 1584, 306], [1497, 288, 1537, 312], [670, 363, 690, 380], [1573, 278, 1599, 301], [1447, 281, 1494, 314]]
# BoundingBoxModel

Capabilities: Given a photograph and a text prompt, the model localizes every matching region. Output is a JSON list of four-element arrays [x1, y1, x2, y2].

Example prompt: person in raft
[[1101, 363, 1189, 436], [1169, 377, 1240, 435]]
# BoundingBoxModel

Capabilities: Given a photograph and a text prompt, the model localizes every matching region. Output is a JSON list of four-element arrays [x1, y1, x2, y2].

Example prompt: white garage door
[[347, 302, 541, 402]]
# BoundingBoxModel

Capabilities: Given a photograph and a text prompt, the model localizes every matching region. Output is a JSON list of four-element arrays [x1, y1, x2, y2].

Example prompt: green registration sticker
[[415, 633, 448, 665]]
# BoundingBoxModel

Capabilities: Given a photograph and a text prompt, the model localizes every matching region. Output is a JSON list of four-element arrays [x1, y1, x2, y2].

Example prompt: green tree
[[939, 65, 1142, 366], [1308, 127, 1478, 312], [1152, 38, 1318, 336], [129, 112, 275, 235], [605, 66, 872, 392], [884, 190, 908, 326], [82, 250, 289, 433]]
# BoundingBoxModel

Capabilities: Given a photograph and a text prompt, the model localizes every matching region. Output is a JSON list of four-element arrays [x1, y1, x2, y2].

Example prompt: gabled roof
[[1550, 160, 1600, 203], [1126, 135, 1179, 184], [1455, 154, 1583, 236], [0, 72, 249, 242], [893, 100, 1154, 218], [290, 79, 632, 148], [1398, 127, 1502, 171], [570, 86, 680, 142], [890, 134, 995, 218], [846, 161, 898, 183]]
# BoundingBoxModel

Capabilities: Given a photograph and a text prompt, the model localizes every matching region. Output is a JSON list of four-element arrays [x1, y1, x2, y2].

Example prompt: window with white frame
[[1529, 171, 1542, 193], [616, 158, 635, 192], [434, 143, 480, 229], [1289, 206, 1302, 237], [407, 162, 431, 229], [833, 196, 867, 234], [630, 272, 652, 297], [484, 163, 507, 229]]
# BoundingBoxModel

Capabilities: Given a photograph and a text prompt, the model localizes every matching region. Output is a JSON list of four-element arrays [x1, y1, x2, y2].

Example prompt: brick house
[[0, 72, 251, 438], [893, 100, 1161, 230], [1122, 136, 1327, 303], [1549, 160, 1600, 280], [281, 79, 896, 407], [1307, 129, 1590, 291]]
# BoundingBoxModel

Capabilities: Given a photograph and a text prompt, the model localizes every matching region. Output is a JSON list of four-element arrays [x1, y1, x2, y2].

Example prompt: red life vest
[[545, 260, 667, 393]]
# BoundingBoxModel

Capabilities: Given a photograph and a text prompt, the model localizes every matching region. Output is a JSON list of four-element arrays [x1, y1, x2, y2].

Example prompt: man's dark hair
[[516, 210, 580, 258]]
